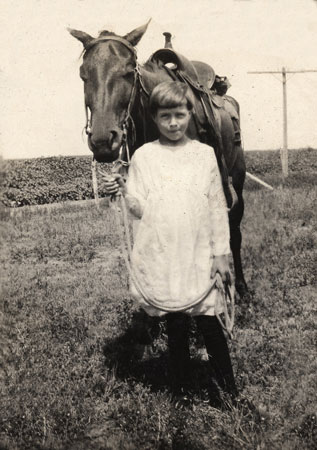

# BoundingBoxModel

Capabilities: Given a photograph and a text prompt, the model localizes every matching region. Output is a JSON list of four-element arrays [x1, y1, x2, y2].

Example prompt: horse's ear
[[123, 19, 151, 47], [68, 28, 94, 48]]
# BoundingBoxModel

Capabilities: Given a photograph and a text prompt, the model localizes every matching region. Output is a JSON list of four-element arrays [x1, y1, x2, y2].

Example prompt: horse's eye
[[123, 72, 133, 80], [126, 62, 135, 72], [123, 71, 134, 79]]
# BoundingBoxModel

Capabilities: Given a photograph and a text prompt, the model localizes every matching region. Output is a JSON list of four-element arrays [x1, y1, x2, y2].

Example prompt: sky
[[1, 0, 317, 159]]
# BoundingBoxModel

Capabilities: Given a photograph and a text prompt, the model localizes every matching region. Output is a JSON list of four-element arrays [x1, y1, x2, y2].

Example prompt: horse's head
[[69, 22, 150, 162]]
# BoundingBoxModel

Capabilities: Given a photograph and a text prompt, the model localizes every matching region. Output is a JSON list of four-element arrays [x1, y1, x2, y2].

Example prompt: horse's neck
[[139, 64, 171, 93], [130, 65, 170, 149]]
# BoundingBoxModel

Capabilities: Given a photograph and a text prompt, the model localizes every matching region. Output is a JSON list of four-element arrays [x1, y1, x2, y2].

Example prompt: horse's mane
[[98, 30, 116, 37], [142, 58, 162, 73]]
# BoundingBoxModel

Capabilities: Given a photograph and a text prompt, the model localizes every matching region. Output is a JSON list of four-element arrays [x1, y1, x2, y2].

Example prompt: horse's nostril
[[109, 130, 118, 146], [90, 129, 121, 150], [91, 137, 107, 148]]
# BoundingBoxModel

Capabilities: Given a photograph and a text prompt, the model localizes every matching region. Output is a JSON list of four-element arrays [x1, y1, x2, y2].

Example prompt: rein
[[92, 164, 235, 338], [91, 155, 235, 339], [88, 36, 149, 206], [86, 36, 235, 338], [116, 190, 235, 338], [90, 62, 146, 201]]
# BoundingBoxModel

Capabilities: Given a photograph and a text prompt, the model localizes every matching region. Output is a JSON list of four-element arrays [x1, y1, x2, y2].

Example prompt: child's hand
[[101, 173, 126, 196], [210, 255, 231, 285]]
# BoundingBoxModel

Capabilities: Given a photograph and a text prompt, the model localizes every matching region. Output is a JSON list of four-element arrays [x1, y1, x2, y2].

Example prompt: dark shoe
[[206, 384, 224, 410], [208, 395, 223, 410], [172, 388, 192, 410]]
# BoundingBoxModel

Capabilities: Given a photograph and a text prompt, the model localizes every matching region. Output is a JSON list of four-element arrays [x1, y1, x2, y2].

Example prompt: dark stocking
[[195, 315, 237, 399], [166, 313, 191, 392]]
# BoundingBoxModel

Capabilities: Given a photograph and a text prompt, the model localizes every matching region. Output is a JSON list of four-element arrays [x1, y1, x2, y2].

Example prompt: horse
[[68, 22, 248, 297]]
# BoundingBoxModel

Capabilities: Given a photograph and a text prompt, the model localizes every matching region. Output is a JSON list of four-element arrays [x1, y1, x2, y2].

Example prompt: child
[[104, 81, 237, 406]]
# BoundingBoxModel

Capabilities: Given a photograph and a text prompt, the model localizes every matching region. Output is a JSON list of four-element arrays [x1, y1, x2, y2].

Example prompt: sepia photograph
[[1, 0, 316, 448]]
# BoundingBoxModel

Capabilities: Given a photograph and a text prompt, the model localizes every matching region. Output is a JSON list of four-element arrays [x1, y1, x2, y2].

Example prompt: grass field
[[1, 155, 316, 449]]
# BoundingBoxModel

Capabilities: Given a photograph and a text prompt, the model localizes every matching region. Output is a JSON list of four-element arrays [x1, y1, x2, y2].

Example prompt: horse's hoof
[[235, 281, 248, 299]]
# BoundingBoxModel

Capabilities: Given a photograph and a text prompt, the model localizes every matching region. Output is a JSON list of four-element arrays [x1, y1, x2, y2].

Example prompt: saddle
[[150, 48, 200, 85], [150, 48, 218, 92], [191, 60, 216, 90]]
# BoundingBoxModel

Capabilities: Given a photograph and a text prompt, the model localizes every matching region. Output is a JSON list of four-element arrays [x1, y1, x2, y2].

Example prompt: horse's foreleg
[[229, 165, 248, 298]]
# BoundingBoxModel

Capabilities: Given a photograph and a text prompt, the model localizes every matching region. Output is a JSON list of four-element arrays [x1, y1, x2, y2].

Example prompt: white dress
[[125, 139, 230, 317]]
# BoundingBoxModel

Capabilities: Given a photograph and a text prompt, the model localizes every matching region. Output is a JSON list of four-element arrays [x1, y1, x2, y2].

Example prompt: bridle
[[82, 36, 236, 336], [83, 35, 149, 170]]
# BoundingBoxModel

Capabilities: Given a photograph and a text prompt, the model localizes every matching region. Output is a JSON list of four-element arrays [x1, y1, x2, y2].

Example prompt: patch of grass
[[1, 168, 316, 449]]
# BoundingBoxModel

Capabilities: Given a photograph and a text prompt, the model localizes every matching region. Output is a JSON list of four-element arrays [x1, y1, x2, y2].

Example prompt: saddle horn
[[163, 32, 173, 49]]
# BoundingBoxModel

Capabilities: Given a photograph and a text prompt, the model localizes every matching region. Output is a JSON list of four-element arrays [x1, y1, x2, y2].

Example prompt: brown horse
[[69, 22, 247, 296]]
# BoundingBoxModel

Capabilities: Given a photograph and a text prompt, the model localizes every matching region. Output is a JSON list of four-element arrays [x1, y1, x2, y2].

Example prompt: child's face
[[154, 104, 191, 144]]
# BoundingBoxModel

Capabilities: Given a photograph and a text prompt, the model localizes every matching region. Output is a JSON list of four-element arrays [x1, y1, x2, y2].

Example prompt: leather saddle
[[191, 60, 216, 90], [150, 48, 216, 90]]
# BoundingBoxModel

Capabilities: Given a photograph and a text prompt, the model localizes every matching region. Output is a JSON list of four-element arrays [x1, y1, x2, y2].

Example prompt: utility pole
[[248, 68, 317, 178]]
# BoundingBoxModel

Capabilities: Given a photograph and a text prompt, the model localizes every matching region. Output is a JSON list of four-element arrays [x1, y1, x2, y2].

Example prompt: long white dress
[[125, 139, 230, 317]]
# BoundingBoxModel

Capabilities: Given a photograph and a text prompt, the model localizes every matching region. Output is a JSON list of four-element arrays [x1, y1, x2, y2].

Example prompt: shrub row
[[1, 156, 109, 207], [1, 148, 316, 207], [245, 148, 317, 174]]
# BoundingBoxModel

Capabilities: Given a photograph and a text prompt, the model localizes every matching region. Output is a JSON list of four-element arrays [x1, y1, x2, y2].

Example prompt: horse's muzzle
[[88, 132, 123, 162]]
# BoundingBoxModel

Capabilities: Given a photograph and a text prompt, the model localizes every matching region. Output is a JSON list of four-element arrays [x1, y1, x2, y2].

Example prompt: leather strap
[[84, 35, 136, 55]]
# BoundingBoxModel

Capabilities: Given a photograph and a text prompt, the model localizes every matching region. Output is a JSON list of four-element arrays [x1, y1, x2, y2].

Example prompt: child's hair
[[149, 81, 195, 116]]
